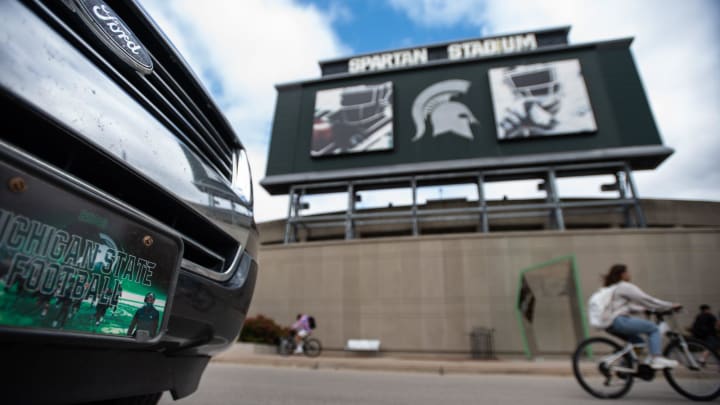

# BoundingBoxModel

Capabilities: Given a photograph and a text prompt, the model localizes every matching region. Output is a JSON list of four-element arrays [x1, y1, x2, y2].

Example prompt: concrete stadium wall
[[249, 228, 719, 356]]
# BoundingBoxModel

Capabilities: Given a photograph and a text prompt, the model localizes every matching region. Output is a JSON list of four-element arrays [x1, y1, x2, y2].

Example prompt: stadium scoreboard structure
[[261, 27, 673, 241]]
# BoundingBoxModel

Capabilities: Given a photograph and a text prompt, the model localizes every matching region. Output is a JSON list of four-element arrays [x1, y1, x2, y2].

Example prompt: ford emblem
[[72, 0, 153, 74]]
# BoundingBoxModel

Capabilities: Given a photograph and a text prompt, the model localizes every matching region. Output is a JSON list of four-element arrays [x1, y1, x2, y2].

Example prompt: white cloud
[[389, 0, 720, 202], [388, 0, 488, 28], [141, 0, 350, 221], [138, 0, 719, 225]]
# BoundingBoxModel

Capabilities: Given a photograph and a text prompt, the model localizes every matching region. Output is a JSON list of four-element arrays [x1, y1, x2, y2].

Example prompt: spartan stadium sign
[[348, 34, 536, 74], [320, 27, 569, 76]]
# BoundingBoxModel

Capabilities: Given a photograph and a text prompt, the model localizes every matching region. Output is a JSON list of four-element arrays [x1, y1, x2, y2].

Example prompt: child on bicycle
[[602, 264, 682, 369], [291, 313, 313, 354]]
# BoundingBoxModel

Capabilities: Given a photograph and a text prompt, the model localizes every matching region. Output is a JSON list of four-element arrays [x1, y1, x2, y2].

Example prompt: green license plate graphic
[[0, 161, 181, 341]]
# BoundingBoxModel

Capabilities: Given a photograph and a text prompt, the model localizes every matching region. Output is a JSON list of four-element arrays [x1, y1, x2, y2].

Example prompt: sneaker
[[650, 356, 679, 369], [294, 346, 303, 354]]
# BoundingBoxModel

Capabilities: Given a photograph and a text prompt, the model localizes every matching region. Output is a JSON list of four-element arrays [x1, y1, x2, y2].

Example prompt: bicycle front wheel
[[278, 338, 294, 356], [303, 338, 322, 358], [572, 337, 634, 399], [663, 337, 720, 401]]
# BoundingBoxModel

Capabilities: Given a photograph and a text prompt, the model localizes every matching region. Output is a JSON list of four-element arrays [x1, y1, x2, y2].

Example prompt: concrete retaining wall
[[249, 228, 719, 355]]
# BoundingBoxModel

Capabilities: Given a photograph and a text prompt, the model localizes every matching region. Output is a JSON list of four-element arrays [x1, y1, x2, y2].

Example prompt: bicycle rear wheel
[[663, 337, 720, 401], [572, 337, 634, 399], [303, 337, 322, 358]]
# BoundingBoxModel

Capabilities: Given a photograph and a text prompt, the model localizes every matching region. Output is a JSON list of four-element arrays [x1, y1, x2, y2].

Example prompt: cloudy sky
[[141, 0, 720, 222]]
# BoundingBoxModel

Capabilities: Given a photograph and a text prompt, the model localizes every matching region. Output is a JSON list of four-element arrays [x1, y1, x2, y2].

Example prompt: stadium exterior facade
[[257, 27, 718, 357], [250, 200, 719, 357]]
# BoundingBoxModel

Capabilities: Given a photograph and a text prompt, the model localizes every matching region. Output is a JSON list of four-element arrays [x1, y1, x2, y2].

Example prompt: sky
[[141, 0, 720, 222]]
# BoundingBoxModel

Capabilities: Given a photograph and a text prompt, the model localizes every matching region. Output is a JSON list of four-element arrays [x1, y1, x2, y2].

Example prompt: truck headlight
[[231, 148, 253, 208]]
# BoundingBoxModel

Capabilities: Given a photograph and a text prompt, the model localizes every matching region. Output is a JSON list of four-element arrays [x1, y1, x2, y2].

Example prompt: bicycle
[[278, 332, 322, 358], [572, 308, 720, 401]]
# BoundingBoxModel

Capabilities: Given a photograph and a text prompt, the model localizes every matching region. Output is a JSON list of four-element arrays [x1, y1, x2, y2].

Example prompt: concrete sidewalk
[[213, 344, 574, 376]]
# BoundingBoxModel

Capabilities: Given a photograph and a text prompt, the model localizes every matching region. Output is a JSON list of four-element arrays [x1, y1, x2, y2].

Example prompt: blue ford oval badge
[[72, 0, 153, 74]]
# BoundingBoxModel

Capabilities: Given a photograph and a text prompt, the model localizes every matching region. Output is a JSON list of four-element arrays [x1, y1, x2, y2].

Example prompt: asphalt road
[[159, 363, 692, 405]]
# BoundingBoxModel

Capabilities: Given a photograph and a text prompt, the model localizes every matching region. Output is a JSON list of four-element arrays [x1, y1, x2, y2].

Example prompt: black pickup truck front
[[0, 1, 258, 403]]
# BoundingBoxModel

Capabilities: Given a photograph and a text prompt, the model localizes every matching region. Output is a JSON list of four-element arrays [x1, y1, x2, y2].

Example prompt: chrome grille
[[15, 0, 245, 278], [35, 0, 239, 181]]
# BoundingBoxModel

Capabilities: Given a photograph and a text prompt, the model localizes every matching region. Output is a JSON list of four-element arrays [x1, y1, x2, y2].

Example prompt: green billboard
[[262, 34, 671, 195]]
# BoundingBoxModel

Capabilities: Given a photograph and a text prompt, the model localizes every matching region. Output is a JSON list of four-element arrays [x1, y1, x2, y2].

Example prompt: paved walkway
[[213, 344, 575, 376]]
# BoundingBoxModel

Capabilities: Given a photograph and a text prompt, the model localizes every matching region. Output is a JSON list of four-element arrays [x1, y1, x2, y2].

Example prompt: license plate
[[0, 158, 182, 342]]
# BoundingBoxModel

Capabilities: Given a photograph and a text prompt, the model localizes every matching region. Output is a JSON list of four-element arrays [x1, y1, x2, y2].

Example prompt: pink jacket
[[292, 314, 311, 333]]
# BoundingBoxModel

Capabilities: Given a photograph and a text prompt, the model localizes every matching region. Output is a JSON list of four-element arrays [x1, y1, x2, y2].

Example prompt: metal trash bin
[[470, 327, 495, 359]]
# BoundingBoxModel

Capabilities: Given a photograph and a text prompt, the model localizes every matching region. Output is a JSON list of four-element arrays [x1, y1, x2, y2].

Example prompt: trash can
[[470, 327, 495, 359]]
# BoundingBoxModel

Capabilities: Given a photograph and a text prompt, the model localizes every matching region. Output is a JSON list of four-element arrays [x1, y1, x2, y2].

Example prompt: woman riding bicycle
[[291, 313, 313, 354], [602, 264, 681, 369], [278, 315, 321, 357]]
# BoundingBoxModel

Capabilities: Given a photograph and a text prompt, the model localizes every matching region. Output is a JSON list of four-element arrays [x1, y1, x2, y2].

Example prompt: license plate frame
[[0, 150, 182, 344]]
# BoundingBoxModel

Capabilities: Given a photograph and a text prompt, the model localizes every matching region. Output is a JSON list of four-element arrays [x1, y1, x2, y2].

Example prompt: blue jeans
[[608, 316, 661, 355]]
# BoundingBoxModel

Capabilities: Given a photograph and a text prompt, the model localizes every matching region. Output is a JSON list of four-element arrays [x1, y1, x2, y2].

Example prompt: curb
[[213, 344, 574, 377]]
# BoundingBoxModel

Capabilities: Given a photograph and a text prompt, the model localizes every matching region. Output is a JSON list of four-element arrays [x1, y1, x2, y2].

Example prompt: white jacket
[[608, 281, 673, 321]]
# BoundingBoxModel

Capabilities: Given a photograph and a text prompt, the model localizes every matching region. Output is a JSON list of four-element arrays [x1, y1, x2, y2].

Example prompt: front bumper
[[0, 127, 258, 403]]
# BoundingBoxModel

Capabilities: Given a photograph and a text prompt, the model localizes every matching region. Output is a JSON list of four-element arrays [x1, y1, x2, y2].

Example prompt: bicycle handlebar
[[644, 306, 682, 317]]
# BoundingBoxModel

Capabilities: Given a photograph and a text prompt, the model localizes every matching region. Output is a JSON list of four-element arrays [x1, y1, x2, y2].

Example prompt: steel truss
[[284, 161, 646, 244]]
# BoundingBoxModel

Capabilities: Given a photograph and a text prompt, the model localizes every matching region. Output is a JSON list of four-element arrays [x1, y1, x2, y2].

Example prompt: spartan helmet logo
[[411, 80, 478, 142]]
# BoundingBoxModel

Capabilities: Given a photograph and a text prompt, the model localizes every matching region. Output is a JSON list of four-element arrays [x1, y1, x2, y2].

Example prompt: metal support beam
[[477, 174, 488, 233], [411, 178, 419, 236], [345, 182, 355, 240], [624, 163, 646, 227], [284, 187, 296, 244], [547, 169, 565, 230], [615, 171, 633, 227]]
